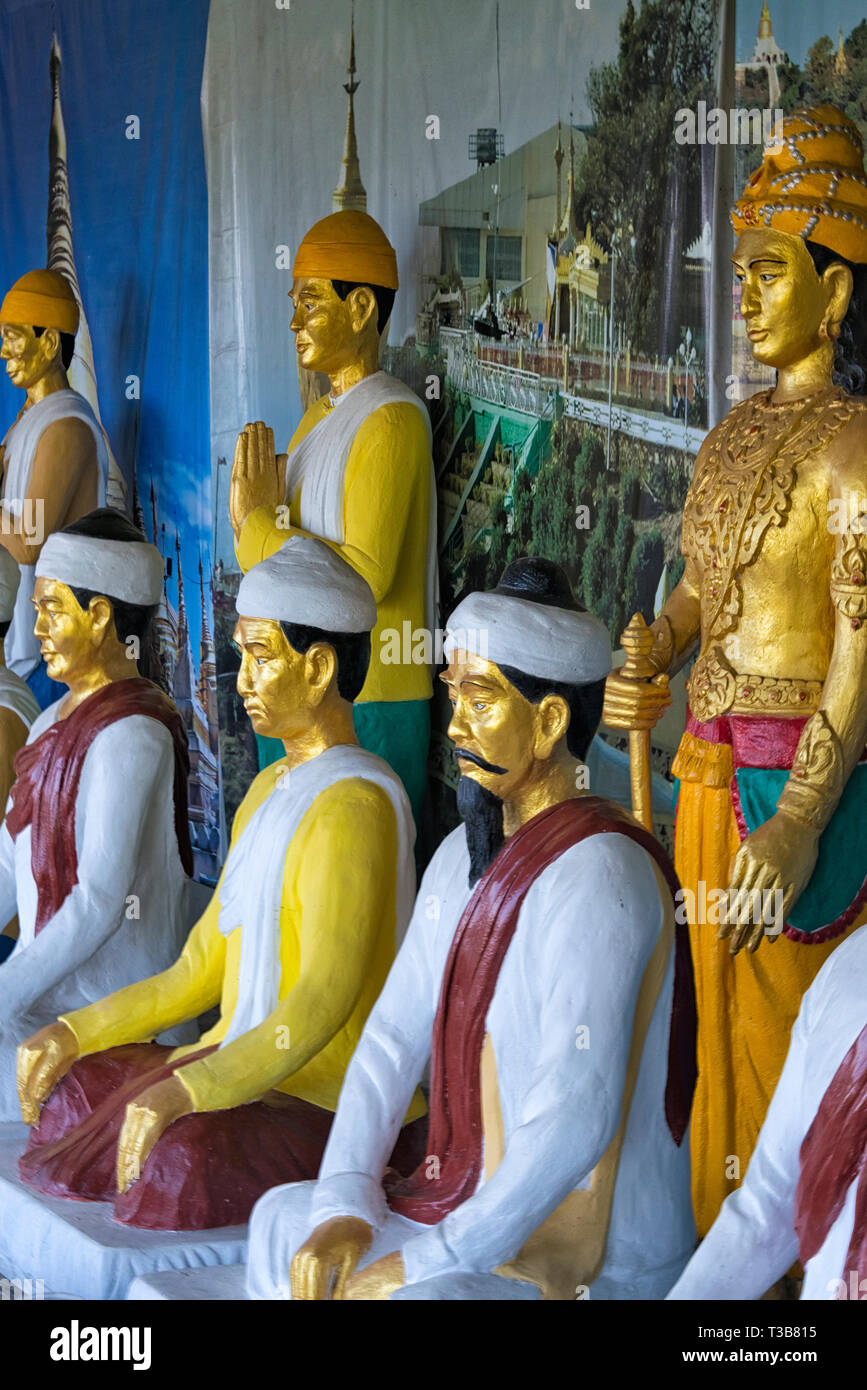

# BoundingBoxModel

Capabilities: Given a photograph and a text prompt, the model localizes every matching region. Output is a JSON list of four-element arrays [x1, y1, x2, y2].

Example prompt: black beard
[[457, 775, 505, 888]]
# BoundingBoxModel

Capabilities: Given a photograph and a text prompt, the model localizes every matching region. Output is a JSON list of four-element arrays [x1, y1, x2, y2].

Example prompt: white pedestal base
[[0, 1123, 247, 1300], [128, 1264, 249, 1300]]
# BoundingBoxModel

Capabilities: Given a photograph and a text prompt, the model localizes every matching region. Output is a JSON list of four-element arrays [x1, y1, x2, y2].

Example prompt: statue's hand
[[290, 1215, 374, 1301], [341, 1250, 405, 1301], [116, 1074, 192, 1194], [17, 1020, 79, 1125], [229, 421, 282, 540], [719, 811, 820, 955], [603, 670, 672, 732]]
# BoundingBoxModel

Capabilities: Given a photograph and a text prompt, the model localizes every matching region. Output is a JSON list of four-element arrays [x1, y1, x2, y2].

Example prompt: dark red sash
[[795, 1020, 867, 1288], [386, 796, 696, 1225], [6, 677, 192, 931]]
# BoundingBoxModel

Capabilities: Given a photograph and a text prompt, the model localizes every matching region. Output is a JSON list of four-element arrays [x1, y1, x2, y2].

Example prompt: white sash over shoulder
[[284, 371, 438, 635], [216, 743, 416, 1045]]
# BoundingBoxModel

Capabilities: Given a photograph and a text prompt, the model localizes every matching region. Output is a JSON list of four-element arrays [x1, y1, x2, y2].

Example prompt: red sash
[[386, 796, 696, 1225], [6, 677, 192, 931], [796, 1020, 867, 1289]]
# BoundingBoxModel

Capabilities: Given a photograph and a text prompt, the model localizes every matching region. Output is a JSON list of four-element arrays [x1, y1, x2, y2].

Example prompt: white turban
[[35, 532, 164, 606], [0, 547, 20, 623], [444, 590, 612, 685], [236, 536, 376, 633]]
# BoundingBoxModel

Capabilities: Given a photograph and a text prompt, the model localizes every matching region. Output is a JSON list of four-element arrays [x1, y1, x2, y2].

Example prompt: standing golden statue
[[604, 106, 867, 1236]]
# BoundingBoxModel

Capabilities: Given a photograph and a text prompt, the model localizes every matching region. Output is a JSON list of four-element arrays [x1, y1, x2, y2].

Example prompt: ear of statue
[[346, 286, 378, 337], [40, 326, 62, 365], [534, 693, 571, 759], [87, 595, 115, 643], [822, 260, 854, 329], [304, 641, 338, 706]]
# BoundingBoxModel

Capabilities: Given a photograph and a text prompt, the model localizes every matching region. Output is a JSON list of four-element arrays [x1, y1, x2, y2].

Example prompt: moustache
[[453, 747, 508, 777]]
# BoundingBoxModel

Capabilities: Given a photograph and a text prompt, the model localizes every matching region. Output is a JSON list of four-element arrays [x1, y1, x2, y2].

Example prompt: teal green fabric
[[352, 699, 431, 828], [735, 763, 867, 934], [255, 700, 431, 829]]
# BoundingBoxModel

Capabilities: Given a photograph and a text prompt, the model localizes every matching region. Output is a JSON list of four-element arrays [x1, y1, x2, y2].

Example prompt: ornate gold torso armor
[[682, 386, 864, 722]]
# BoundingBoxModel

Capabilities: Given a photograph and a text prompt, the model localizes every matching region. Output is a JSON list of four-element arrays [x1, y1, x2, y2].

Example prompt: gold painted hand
[[229, 421, 283, 540], [603, 669, 672, 732], [719, 811, 820, 954], [341, 1250, 405, 1301], [289, 1215, 374, 1301], [17, 1020, 79, 1125], [116, 1074, 193, 1194]]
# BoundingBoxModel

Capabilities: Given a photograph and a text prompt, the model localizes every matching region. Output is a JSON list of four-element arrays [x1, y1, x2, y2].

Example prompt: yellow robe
[[60, 758, 426, 1120], [236, 394, 433, 705], [673, 732, 861, 1237]]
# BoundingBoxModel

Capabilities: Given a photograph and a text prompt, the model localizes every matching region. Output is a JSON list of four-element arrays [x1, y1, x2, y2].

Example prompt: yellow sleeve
[[175, 780, 398, 1113], [235, 401, 430, 602], [60, 893, 226, 1056], [59, 775, 278, 1056]]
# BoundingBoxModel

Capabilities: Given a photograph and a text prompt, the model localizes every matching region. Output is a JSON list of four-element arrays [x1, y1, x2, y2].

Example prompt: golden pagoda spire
[[332, 1, 367, 213], [759, 2, 771, 40], [834, 28, 849, 77]]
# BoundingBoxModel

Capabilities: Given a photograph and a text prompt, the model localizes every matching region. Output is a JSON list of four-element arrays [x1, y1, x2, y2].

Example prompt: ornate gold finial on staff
[[614, 612, 658, 832]]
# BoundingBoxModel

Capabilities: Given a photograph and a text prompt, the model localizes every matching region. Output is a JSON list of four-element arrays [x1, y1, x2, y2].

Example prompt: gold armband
[[776, 711, 844, 830], [648, 615, 675, 675], [830, 529, 867, 627]]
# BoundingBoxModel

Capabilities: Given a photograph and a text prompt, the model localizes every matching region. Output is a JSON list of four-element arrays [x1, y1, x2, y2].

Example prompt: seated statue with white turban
[[246, 557, 698, 1301], [0, 508, 192, 1119], [16, 536, 426, 1232]]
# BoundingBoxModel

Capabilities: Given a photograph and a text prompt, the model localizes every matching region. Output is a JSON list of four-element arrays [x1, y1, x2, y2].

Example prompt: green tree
[[487, 492, 510, 587], [507, 466, 534, 562], [581, 490, 617, 628], [530, 456, 575, 571], [458, 545, 488, 601], [575, 0, 717, 357], [625, 527, 665, 626], [610, 512, 635, 639]]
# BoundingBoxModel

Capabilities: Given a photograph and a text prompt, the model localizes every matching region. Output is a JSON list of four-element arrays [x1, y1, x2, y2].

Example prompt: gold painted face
[[289, 276, 357, 376], [234, 615, 335, 742], [441, 649, 566, 803], [32, 576, 104, 685], [0, 322, 57, 392], [732, 229, 846, 370]]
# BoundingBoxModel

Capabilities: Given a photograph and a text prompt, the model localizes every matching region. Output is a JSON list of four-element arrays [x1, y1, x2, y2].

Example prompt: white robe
[[668, 921, 867, 1302], [0, 697, 190, 1118], [247, 822, 696, 1300], [0, 389, 109, 679]]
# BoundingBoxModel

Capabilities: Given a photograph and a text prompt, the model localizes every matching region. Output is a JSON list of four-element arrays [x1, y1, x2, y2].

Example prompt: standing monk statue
[[0, 269, 109, 707], [228, 210, 436, 826], [604, 106, 867, 1237]]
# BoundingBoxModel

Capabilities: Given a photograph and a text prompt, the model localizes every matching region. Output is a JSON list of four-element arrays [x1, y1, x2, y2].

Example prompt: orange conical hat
[[0, 268, 79, 334], [732, 105, 867, 265], [293, 210, 398, 290]]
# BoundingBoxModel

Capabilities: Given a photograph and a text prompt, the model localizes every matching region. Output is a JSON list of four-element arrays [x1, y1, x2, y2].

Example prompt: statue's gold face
[[234, 615, 332, 742], [732, 229, 845, 370], [442, 649, 565, 803], [32, 577, 103, 685], [0, 322, 57, 392], [289, 276, 373, 376]]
